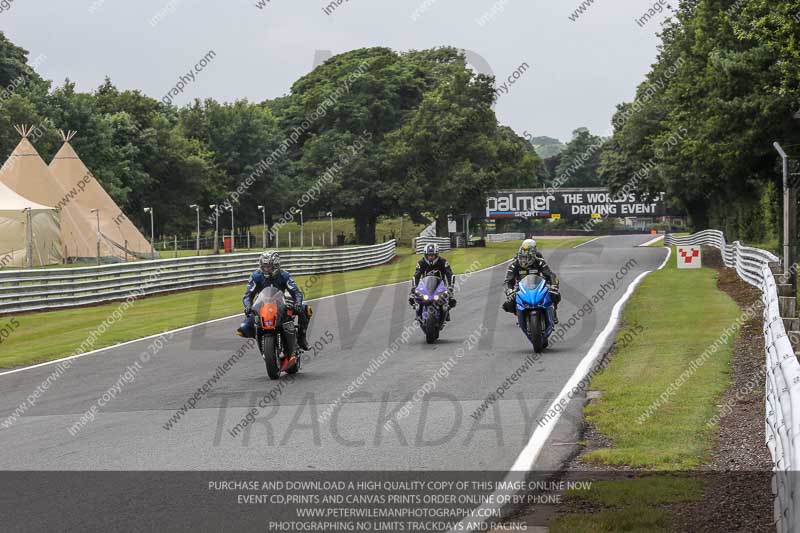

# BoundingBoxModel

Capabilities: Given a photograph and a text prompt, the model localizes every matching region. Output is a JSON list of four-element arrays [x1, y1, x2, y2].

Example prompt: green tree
[[555, 127, 607, 187], [599, 0, 798, 234], [527, 135, 566, 159], [178, 98, 284, 232]]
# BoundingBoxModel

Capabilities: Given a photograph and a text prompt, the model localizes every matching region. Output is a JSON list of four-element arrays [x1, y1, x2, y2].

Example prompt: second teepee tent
[[48, 130, 151, 259]]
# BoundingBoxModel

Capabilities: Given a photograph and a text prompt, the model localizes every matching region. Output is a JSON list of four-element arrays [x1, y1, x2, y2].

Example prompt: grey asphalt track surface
[[0, 235, 667, 473]]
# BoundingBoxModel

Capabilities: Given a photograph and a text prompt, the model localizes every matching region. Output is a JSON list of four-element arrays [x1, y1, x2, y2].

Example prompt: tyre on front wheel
[[262, 335, 280, 380], [425, 309, 438, 344], [528, 312, 546, 353]]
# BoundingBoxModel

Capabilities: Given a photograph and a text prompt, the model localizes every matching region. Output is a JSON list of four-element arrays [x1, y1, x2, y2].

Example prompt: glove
[[244, 303, 252, 315], [505, 288, 515, 299], [294, 302, 304, 314]]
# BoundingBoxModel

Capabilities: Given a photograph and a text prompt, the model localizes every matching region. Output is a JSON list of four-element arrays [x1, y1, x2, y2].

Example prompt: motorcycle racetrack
[[0, 235, 667, 474]]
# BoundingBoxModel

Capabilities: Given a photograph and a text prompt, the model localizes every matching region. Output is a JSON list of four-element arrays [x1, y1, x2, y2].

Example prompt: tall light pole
[[300, 209, 304, 248], [228, 204, 235, 252], [22, 207, 32, 268], [189, 204, 200, 255], [327, 211, 333, 247], [143, 207, 154, 259], [90, 209, 100, 265], [775, 142, 796, 287], [258, 205, 266, 249], [209, 204, 219, 254]]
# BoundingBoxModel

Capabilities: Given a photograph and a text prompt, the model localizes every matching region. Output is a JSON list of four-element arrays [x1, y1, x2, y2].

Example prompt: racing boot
[[297, 327, 310, 351], [236, 315, 254, 338]]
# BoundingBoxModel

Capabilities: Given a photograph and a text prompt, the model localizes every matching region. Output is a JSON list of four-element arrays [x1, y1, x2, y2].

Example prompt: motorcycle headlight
[[433, 295, 440, 301], [423, 295, 429, 301]]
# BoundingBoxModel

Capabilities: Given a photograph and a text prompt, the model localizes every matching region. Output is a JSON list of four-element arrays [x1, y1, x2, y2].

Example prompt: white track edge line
[[658, 245, 672, 270], [510, 245, 670, 471], [458, 245, 671, 532], [639, 235, 665, 247], [573, 236, 606, 248], [508, 271, 651, 471]]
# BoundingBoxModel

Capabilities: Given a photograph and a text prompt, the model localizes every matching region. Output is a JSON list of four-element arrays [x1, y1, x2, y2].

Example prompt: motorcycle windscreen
[[517, 274, 549, 306], [417, 275, 446, 297], [519, 274, 546, 290], [252, 287, 285, 313]]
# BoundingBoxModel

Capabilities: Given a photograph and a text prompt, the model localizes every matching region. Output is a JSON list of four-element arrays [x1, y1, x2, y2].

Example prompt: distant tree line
[[595, 0, 800, 242], [0, 35, 544, 244]]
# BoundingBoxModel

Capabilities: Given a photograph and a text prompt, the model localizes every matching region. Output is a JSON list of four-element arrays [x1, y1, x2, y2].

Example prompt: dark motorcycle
[[251, 287, 301, 380], [412, 275, 450, 344]]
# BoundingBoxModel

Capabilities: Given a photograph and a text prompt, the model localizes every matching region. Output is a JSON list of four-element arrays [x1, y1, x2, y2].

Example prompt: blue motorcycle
[[515, 274, 556, 353], [412, 275, 450, 344]]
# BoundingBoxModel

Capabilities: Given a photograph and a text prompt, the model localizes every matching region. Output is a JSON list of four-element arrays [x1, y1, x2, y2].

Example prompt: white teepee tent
[[49, 130, 152, 260], [0, 125, 102, 261], [0, 180, 62, 268]]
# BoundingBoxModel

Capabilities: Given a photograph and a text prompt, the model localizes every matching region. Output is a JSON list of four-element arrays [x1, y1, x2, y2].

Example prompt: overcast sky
[[1, 0, 671, 142]]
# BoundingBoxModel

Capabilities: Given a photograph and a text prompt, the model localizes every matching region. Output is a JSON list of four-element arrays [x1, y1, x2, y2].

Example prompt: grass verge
[[550, 247, 742, 531], [0, 238, 589, 368]]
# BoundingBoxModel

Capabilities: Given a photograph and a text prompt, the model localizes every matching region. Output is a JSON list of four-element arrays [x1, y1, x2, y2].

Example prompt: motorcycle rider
[[409, 243, 456, 321], [503, 239, 561, 324], [236, 251, 311, 351]]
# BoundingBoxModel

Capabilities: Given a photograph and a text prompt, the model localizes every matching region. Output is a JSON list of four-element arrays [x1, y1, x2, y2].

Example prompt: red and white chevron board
[[677, 246, 701, 269]]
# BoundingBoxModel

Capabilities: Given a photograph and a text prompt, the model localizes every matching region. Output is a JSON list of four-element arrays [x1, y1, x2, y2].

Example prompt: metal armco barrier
[[0, 241, 396, 315], [667, 230, 796, 532], [414, 237, 451, 254], [485, 233, 525, 243]]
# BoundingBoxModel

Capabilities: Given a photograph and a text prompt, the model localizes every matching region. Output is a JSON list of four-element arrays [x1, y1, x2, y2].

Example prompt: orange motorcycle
[[252, 287, 302, 380]]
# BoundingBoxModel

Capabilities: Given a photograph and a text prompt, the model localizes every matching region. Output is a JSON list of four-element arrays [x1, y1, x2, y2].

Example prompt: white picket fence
[[666, 230, 797, 532], [0, 241, 396, 315]]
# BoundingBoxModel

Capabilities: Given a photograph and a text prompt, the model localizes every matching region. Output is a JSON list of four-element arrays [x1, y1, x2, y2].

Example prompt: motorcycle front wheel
[[425, 309, 438, 344], [527, 311, 546, 354], [262, 334, 281, 380]]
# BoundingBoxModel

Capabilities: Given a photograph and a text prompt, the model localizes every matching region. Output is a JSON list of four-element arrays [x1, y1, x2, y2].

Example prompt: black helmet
[[423, 243, 440, 266], [259, 251, 280, 277]]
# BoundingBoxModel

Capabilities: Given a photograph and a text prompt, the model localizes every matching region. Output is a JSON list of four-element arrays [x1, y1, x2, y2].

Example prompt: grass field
[[0, 238, 589, 368], [252, 215, 429, 248], [550, 247, 742, 531]]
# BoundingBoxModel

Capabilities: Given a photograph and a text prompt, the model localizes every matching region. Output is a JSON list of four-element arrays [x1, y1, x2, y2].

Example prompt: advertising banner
[[486, 188, 669, 220]]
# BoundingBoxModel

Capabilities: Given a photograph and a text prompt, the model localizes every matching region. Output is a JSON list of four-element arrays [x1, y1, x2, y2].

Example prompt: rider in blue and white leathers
[[236, 251, 311, 350]]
